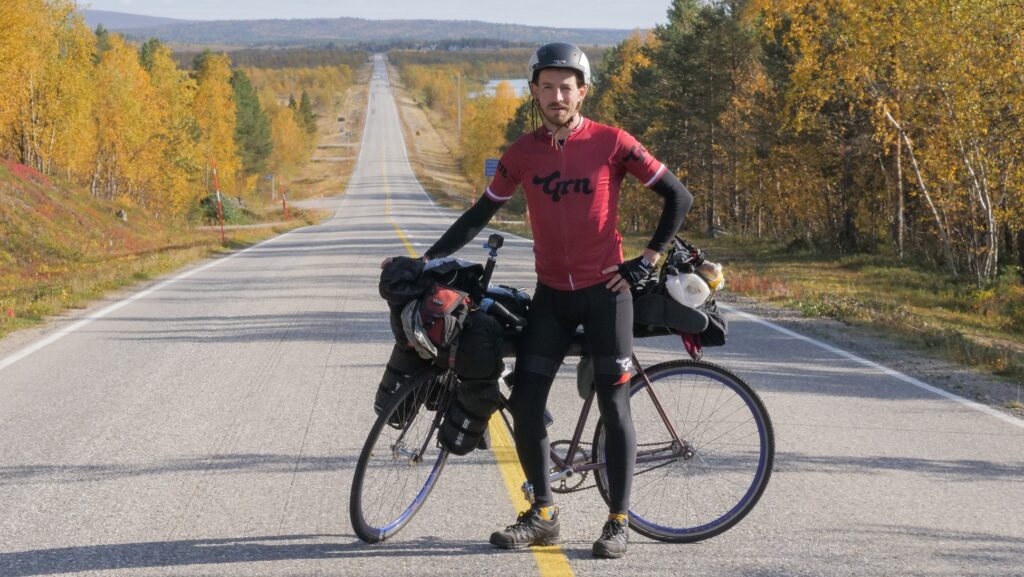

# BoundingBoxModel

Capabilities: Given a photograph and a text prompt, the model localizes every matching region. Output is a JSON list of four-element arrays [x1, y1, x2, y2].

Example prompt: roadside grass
[[685, 234, 1024, 387], [0, 214, 320, 340]]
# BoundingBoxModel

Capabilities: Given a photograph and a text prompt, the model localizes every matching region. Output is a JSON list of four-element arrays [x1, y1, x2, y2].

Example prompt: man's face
[[531, 68, 587, 127]]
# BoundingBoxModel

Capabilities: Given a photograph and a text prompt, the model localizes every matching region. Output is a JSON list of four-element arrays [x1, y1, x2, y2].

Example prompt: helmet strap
[[534, 97, 583, 150]]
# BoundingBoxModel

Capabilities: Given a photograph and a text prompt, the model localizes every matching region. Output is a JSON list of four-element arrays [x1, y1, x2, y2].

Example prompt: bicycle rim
[[593, 359, 774, 542], [350, 373, 452, 543]]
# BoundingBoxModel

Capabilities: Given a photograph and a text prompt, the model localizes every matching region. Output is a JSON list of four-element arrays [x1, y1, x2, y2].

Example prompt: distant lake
[[471, 78, 530, 98]]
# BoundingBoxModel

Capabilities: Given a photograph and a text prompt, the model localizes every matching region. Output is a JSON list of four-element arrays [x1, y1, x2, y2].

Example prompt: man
[[418, 43, 693, 558]]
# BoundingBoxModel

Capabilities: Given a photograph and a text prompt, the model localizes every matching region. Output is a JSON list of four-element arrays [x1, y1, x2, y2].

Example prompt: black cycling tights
[[508, 282, 636, 514]]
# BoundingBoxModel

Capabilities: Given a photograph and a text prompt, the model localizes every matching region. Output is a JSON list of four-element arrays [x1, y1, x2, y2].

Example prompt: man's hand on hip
[[603, 250, 659, 293]]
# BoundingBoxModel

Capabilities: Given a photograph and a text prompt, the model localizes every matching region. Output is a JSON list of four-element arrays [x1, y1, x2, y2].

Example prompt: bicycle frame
[[354, 234, 771, 545], [504, 353, 695, 487], [391, 370, 457, 464]]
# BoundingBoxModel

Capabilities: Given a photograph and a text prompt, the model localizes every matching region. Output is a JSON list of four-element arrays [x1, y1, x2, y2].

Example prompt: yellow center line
[[382, 141, 575, 576], [383, 165, 418, 258], [488, 412, 575, 576]]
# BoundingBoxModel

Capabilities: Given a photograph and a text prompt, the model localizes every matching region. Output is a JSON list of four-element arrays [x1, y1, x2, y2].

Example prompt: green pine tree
[[298, 90, 317, 134], [230, 69, 273, 175]]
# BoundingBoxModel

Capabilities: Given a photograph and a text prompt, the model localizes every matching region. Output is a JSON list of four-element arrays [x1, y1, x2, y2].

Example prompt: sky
[[82, 0, 670, 29]]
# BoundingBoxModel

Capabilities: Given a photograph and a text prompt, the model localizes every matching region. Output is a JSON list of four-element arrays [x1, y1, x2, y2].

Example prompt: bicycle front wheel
[[350, 371, 452, 543], [593, 359, 774, 543]]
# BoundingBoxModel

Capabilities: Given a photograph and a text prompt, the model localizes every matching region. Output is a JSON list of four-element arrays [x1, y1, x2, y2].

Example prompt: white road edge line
[[0, 229, 301, 374], [720, 303, 1024, 430]]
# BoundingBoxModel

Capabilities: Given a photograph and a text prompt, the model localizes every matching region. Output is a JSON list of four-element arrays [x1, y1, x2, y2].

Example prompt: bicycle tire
[[350, 371, 453, 543], [592, 359, 774, 543]]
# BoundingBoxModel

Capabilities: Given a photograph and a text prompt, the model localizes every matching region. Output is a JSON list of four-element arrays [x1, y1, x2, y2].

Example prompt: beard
[[539, 101, 579, 128]]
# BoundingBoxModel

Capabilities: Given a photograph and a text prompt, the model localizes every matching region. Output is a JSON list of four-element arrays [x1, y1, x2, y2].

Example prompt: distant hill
[[83, 11, 637, 47], [83, 10, 193, 30]]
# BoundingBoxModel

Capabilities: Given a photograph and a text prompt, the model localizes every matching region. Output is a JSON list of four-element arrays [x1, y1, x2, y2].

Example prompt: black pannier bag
[[374, 344, 433, 428], [438, 311, 504, 455], [454, 311, 504, 380], [377, 257, 504, 448], [438, 378, 502, 455]]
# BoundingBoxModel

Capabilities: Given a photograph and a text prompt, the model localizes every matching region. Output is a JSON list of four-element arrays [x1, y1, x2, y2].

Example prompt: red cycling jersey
[[486, 117, 666, 291]]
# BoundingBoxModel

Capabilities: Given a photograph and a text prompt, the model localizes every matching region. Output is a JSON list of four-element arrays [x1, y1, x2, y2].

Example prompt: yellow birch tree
[[90, 34, 159, 204], [193, 53, 241, 195], [142, 40, 203, 218]]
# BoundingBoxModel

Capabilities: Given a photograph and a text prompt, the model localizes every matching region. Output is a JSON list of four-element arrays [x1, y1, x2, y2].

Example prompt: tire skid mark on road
[[166, 254, 316, 539], [276, 253, 352, 533]]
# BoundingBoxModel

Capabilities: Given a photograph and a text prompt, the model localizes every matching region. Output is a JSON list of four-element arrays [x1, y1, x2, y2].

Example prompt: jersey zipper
[[558, 136, 574, 290]]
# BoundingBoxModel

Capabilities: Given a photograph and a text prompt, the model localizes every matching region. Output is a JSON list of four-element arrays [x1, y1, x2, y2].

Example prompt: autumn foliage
[[0, 0, 358, 222], [580, 0, 1023, 286]]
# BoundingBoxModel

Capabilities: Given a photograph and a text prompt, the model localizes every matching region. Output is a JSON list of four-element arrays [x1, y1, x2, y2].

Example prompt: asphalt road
[[1, 55, 1022, 577]]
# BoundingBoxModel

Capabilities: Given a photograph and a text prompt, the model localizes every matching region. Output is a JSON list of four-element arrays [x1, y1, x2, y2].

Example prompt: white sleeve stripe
[[485, 186, 512, 202], [644, 164, 667, 187]]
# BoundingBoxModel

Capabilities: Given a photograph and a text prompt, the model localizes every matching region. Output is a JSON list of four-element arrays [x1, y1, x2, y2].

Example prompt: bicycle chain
[[549, 440, 595, 494]]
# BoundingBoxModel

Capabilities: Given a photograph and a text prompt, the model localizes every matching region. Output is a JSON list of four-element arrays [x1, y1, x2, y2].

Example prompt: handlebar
[[476, 234, 528, 329], [481, 298, 526, 328]]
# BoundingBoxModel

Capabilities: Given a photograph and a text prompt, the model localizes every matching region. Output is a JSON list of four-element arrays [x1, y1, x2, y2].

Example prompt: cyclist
[[412, 42, 693, 558]]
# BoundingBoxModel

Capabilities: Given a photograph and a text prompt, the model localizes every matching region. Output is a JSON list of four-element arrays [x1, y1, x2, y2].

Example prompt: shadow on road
[[0, 453, 360, 485], [0, 535, 496, 576]]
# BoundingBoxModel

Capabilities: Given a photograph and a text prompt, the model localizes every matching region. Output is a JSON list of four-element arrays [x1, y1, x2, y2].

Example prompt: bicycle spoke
[[592, 360, 773, 542], [351, 373, 451, 543]]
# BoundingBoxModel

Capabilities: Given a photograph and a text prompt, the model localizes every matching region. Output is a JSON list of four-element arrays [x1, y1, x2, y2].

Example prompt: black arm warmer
[[647, 170, 694, 253], [424, 194, 504, 259]]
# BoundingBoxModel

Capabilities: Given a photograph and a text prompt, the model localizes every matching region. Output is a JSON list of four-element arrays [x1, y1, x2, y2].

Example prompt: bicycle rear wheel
[[350, 370, 453, 543], [593, 359, 774, 543]]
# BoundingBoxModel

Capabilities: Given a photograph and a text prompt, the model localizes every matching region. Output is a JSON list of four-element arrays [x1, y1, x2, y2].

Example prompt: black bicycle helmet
[[527, 42, 591, 85]]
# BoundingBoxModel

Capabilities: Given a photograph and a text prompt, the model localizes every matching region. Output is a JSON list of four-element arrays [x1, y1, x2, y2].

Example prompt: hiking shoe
[[592, 517, 629, 559], [489, 508, 560, 549]]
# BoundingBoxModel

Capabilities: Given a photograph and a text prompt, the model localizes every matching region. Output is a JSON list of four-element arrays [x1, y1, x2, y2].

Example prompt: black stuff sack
[[379, 256, 427, 306], [633, 291, 710, 337], [698, 299, 728, 347]]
